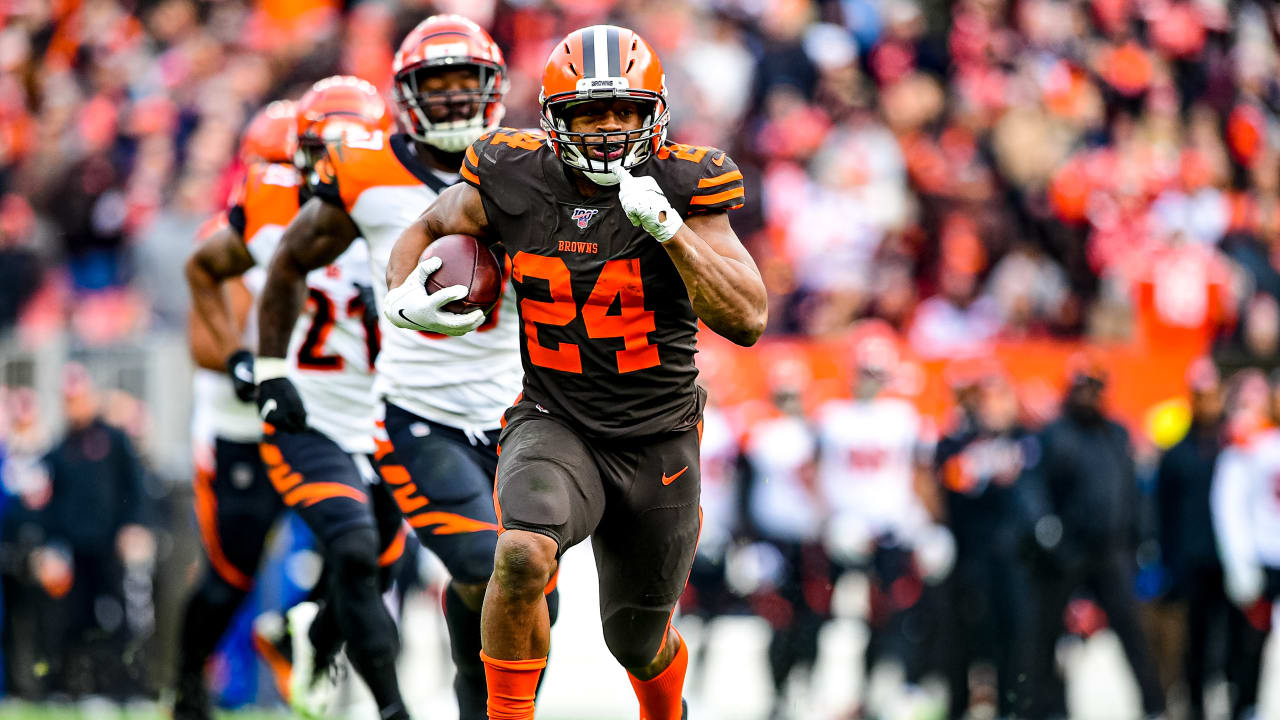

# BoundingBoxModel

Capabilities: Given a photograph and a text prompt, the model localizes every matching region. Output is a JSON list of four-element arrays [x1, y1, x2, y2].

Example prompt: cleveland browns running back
[[385, 24, 766, 720]]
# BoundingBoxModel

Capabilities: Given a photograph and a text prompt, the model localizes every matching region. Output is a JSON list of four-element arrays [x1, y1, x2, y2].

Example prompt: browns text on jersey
[[460, 127, 746, 438]]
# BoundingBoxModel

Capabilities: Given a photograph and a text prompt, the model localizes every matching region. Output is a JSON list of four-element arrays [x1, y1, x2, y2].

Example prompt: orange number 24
[[511, 251, 659, 374]]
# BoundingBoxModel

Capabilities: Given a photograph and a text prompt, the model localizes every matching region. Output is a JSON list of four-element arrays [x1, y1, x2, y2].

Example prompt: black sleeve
[[311, 154, 345, 207], [311, 177, 344, 207], [732, 449, 755, 539], [736, 452, 763, 540], [227, 204, 247, 237], [113, 429, 148, 529], [1015, 430, 1056, 534], [35, 451, 63, 546], [1154, 444, 1179, 568]]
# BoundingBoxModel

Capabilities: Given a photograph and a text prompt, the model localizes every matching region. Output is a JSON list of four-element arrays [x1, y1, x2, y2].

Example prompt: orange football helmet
[[293, 75, 392, 179], [540, 25, 669, 184], [238, 100, 296, 164], [392, 14, 507, 153]]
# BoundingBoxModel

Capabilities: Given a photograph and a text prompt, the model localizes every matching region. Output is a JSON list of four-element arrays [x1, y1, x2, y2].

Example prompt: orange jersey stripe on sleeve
[[697, 170, 743, 188], [689, 186, 745, 206], [460, 163, 480, 185]]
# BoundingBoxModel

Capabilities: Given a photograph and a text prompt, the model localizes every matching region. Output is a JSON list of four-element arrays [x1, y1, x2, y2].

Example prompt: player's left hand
[[614, 166, 682, 243], [254, 357, 308, 432], [383, 256, 486, 336]]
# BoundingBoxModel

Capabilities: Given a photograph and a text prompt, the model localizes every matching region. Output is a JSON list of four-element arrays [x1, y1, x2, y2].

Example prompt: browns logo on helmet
[[392, 14, 507, 153], [238, 100, 297, 165], [539, 25, 669, 185], [292, 75, 392, 185]]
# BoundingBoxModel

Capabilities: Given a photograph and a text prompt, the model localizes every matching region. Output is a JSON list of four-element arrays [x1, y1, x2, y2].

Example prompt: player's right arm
[[184, 226, 257, 396], [254, 197, 359, 430], [256, 197, 359, 358], [382, 182, 490, 335]]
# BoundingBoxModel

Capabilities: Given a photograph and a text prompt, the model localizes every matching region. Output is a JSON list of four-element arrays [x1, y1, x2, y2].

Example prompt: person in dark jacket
[[33, 364, 154, 699], [1020, 355, 1166, 720], [1155, 358, 1227, 720], [934, 365, 1035, 719]]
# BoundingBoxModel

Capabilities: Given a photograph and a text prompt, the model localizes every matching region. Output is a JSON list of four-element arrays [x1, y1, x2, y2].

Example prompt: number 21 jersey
[[461, 129, 746, 439]]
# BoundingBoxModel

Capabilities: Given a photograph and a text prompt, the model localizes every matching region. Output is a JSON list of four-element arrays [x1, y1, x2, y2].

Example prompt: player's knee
[[327, 527, 381, 585], [492, 530, 557, 600], [601, 610, 666, 669]]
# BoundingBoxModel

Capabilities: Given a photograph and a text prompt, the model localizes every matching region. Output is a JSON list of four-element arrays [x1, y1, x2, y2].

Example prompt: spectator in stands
[[1155, 358, 1228, 720], [678, 399, 747, 695], [1210, 370, 1280, 720], [741, 381, 831, 720], [1020, 355, 1166, 720], [0, 388, 52, 698], [819, 328, 942, 715], [32, 364, 154, 700], [934, 362, 1034, 719]]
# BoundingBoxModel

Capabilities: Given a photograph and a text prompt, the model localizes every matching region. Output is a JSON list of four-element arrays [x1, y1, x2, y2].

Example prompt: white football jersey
[[745, 414, 821, 543], [1213, 428, 1280, 574], [322, 132, 522, 431], [240, 162, 378, 454], [817, 397, 929, 540]]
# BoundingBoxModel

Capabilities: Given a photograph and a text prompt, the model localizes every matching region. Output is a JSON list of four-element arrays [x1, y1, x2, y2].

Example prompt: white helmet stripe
[[593, 26, 610, 79]]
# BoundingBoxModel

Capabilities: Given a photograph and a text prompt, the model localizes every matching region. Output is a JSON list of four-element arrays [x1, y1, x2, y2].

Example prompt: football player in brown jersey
[[385, 24, 767, 720]]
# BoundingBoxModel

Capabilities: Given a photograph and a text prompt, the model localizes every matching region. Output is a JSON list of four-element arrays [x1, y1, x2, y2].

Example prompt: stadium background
[[1, 0, 1280, 717]]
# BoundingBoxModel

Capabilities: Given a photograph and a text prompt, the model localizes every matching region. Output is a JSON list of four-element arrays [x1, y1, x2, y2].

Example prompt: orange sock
[[627, 631, 689, 720], [481, 651, 546, 720]]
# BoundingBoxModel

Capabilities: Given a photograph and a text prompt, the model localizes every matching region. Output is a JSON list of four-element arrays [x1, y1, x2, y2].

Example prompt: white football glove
[[614, 166, 683, 243], [383, 255, 486, 336]]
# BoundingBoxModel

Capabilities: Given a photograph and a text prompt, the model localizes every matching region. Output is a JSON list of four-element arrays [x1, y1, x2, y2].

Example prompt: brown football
[[422, 234, 503, 315]]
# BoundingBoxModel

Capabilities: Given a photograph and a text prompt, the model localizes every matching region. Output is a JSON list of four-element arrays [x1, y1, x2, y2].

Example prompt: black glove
[[255, 357, 308, 433], [225, 349, 256, 402]]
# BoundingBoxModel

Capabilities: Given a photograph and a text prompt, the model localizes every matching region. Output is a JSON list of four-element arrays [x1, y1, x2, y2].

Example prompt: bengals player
[[385, 25, 766, 720], [178, 93, 409, 720], [252, 17, 557, 720]]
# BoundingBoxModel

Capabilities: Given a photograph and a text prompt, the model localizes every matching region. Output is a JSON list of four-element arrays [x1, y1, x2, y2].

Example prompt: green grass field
[[0, 703, 290, 720]]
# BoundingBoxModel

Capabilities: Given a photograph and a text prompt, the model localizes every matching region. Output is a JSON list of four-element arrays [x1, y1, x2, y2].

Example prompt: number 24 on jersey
[[512, 251, 659, 375]]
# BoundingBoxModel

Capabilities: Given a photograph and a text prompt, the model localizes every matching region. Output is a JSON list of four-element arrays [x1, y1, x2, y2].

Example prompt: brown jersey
[[461, 128, 746, 439]]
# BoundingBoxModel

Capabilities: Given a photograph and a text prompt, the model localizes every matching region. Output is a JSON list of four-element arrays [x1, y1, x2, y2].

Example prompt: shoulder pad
[[461, 127, 547, 190], [241, 162, 301, 245], [652, 143, 745, 214], [324, 130, 420, 210]]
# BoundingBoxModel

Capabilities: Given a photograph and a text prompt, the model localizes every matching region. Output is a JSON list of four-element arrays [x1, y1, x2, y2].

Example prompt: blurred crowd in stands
[[1, 0, 1280, 718], [0, 0, 1277, 356]]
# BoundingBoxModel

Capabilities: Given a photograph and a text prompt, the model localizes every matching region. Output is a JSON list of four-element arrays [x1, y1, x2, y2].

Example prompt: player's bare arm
[[257, 197, 360, 357], [381, 183, 492, 336], [185, 226, 255, 364], [662, 210, 767, 346], [187, 279, 252, 372], [385, 182, 489, 291]]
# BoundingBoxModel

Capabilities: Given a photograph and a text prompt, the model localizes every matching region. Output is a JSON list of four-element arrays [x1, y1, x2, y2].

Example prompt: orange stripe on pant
[[283, 482, 368, 508], [259, 442, 303, 494], [408, 511, 498, 535], [192, 465, 254, 592], [378, 525, 408, 567], [252, 627, 294, 702]]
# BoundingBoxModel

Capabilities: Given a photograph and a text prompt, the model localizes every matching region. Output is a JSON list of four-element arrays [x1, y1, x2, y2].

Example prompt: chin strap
[[584, 170, 621, 186]]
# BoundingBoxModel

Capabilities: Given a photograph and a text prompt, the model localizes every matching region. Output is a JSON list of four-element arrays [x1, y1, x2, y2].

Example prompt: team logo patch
[[571, 208, 599, 229]]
